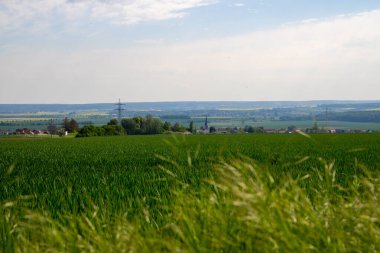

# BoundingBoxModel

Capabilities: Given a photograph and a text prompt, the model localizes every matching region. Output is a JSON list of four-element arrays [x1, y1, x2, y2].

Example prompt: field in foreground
[[1, 134, 380, 252]]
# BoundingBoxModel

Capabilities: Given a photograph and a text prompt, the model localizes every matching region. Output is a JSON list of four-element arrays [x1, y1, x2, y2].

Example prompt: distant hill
[[1, 100, 379, 113]]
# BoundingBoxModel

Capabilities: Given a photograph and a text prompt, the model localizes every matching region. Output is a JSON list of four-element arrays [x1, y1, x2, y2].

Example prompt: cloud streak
[[0, 0, 216, 31]]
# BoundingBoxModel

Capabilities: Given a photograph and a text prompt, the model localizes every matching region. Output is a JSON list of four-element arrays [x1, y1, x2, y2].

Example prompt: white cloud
[[0, 0, 216, 31], [1, 9, 380, 103], [90, 0, 216, 24], [233, 3, 245, 8], [0, 0, 62, 31]]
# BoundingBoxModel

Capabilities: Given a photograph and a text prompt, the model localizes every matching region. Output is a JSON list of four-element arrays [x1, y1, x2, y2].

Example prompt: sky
[[0, 0, 380, 104]]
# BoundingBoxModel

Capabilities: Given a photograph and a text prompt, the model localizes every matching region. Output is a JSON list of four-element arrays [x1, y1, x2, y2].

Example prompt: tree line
[[76, 115, 194, 137], [46, 118, 79, 136], [280, 111, 380, 123]]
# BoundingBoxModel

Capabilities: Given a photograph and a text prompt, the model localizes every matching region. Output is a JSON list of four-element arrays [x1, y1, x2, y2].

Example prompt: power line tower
[[115, 99, 125, 125]]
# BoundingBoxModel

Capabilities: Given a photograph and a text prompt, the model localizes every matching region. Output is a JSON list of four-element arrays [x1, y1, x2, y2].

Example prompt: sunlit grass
[[1, 134, 380, 252], [1, 156, 379, 252]]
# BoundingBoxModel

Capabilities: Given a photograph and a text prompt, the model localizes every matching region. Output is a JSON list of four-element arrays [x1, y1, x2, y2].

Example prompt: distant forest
[[280, 111, 380, 123]]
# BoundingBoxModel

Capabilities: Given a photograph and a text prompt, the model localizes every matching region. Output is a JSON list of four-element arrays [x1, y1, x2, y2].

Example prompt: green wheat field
[[1, 134, 380, 252]]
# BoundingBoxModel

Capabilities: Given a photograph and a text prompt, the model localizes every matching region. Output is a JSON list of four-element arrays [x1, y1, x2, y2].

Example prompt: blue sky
[[0, 0, 380, 103]]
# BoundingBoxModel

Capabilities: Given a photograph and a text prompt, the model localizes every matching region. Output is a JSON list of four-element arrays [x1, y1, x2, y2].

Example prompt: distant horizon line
[[1, 99, 380, 105]]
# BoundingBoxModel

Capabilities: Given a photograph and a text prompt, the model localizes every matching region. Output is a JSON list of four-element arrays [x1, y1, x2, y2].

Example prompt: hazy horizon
[[1, 99, 380, 106], [1, 1, 380, 103]]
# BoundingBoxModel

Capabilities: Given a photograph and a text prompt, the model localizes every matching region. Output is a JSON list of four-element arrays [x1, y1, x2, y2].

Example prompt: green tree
[[163, 121, 172, 131], [254, 127, 264, 133], [244, 125, 254, 133], [121, 116, 163, 135], [188, 121, 195, 133], [76, 125, 98, 137], [121, 118, 137, 135], [133, 117, 144, 134], [58, 128, 67, 137], [101, 125, 124, 136], [107, 119, 118, 126], [143, 115, 163, 134], [48, 120, 58, 136], [63, 117, 70, 132], [172, 122, 185, 132], [69, 119, 79, 133], [150, 118, 163, 134]]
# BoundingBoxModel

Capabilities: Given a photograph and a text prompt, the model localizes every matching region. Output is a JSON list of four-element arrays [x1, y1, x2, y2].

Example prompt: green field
[[3, 116, 380, 131], [1, 134, 380, 252]]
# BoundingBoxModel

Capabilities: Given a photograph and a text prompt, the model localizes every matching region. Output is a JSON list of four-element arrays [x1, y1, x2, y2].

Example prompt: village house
[[264, 129, 278, 134]]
